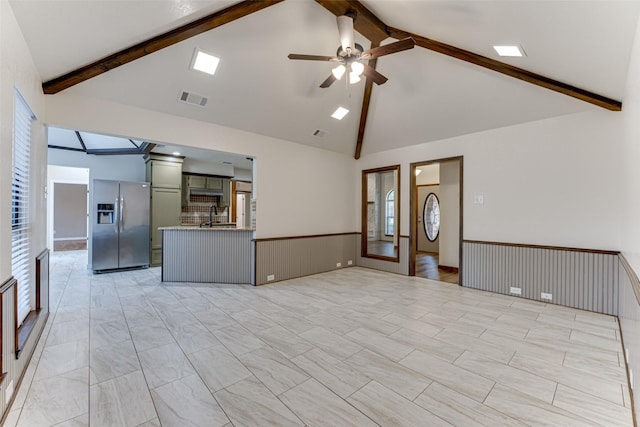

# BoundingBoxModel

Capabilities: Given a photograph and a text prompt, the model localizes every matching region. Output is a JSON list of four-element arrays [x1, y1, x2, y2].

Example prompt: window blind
[[12, 90, 34, 326]]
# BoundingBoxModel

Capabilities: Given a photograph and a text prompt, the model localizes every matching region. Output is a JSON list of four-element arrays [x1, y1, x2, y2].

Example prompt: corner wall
[[0, 0, 49, 421], [618, 8, 640, 413]]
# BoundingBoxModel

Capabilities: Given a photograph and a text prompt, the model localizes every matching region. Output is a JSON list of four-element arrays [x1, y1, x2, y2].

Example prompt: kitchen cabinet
[[186, 175, 206, 189], [206, 177, 223, 190], [182, 174, 231, 206], [145, 154, 184, 266], [221, 179, 230, 206], [150, 187, 181, 266]]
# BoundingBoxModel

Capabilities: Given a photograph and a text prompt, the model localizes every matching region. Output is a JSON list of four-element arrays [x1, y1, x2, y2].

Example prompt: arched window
[[385, 190, 395, 235]]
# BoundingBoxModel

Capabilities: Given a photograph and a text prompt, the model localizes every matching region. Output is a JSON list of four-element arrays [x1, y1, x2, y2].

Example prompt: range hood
[[190, 188, 223, 196]]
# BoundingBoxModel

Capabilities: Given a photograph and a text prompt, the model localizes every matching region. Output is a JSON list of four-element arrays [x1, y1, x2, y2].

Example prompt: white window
[[385, 189, 395, 235], [12, 89, 35, 326]]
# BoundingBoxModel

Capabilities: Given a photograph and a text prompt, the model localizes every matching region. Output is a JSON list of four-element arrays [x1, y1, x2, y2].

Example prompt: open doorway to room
[[410, 157, 462, 284], [47, 165, 90, 252]]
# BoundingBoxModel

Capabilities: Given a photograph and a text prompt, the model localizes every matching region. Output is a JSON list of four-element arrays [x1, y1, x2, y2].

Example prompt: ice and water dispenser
[[96, 203, 115, 225]]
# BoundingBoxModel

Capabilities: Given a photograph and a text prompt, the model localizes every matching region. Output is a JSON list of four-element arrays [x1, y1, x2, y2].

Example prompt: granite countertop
[[160, 226, 255, 231]]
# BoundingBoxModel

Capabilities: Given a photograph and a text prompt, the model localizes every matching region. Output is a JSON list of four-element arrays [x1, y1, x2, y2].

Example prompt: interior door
[[119, 181, 150, 268]]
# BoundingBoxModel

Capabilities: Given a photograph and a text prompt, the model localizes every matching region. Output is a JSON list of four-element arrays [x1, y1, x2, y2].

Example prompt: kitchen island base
[[161, 227, 254, 284]]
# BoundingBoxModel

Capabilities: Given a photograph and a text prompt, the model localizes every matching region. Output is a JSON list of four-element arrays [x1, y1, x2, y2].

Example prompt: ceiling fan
[[288, 12, 415, 88]]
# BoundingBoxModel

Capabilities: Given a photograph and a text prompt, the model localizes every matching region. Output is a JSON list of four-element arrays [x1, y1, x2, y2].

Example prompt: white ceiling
[[10, 0, 640, 157]]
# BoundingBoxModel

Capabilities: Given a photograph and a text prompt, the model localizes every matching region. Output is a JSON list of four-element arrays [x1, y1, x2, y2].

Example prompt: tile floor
[[4, 250, 633, 426]]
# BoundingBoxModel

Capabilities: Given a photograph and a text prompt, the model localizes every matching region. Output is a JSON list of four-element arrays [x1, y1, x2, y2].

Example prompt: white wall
[[416, 164, 439, 185], [48, 148, 146, 182], [439, 160, 460, 268], [0, 0, 48, 414], [45, 93, 356, 238], [621, 11, 640, 276], [357, 108, 623, 252], [0, 0, 47, 286]]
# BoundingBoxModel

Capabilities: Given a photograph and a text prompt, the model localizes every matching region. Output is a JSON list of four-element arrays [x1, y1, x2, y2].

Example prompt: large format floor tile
[[7, 250, 632, 427]]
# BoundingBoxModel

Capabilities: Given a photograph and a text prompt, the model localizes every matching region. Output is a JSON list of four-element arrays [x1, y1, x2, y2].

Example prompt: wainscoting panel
[[254, 233, 357, 286], [162, 230, 252, 284], [462, 241, 620, 315], [0, 265, 49, 424], [618, 254, 640, 414], [356, 235, 410, 276]]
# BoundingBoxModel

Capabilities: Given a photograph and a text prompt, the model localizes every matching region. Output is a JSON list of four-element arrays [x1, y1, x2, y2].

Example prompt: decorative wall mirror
[[362, 165, 400, 262]]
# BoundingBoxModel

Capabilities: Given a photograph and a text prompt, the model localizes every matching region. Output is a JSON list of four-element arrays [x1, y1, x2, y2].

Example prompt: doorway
[[410, 157, 463, 284], [47, 165, 90, 252]]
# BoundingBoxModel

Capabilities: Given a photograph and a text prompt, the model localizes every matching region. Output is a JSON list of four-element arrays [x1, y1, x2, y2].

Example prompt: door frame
[[409, 156, 464, 284]]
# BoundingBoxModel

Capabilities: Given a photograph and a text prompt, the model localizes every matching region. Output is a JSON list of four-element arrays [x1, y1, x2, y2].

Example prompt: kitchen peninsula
[[160, 226, 254, 284]]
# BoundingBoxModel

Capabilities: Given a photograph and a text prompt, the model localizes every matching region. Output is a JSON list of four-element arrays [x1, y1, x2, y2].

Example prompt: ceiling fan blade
[[288, 54, 338, 61], [337, 14, 355, 52], [362, 64, 388, 85], [319, 74, 337, 88], [361, 38, 415, 59]]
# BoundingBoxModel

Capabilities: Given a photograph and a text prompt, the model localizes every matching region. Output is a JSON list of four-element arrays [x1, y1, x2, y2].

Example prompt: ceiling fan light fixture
[[349, 72, 361, 84], [332, 64, 346, 80], [350, 61, 364, 76], [191, 48, 220, 75], [493, 45, 525, 57]]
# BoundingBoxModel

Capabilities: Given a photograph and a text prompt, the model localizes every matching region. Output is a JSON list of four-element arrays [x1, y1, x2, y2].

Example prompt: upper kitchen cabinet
[[145, 154, 183, 188]]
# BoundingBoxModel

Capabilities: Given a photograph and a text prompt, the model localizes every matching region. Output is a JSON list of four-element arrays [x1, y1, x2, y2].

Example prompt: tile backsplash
[[181, 193, 229, 225]]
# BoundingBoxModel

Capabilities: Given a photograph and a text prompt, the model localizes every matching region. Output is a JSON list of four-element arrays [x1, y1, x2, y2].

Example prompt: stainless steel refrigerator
[[90, 179, 150, 272]]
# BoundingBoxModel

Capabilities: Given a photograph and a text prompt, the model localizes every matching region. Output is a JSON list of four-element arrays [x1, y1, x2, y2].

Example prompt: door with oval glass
[[411, 158, 462, 284]]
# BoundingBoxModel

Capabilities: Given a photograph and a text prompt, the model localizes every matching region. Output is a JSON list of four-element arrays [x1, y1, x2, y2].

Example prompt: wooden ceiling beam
[[388, 27, 622, 112], [355, 42, 379, 160], [314, 0, 388, 43], [42, 0, 284, 94]]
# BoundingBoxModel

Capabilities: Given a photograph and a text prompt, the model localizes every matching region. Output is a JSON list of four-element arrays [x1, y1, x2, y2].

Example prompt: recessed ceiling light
[[493, 45, 525, 57], [172, 151, 181, 156], [191, 48, 220, 75], [331, 107, 349, 120]]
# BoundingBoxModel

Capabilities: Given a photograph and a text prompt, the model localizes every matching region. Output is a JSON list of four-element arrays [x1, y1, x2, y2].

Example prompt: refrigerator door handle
[[120, 196, 125, 231], [114, 197, 119, 233]]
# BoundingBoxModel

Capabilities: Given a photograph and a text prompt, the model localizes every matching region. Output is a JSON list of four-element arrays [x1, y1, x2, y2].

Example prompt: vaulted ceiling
[[10, 0, 640, 158]]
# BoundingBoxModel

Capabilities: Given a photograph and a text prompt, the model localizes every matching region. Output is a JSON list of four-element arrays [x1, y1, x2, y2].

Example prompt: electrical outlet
[[474, 195, 484, 205], [267, 274, 275, 281], [509, 287, 522, 295], [541, 292, 553, 301], [347, 260, 353, 266], [336, 262, 342, 267], [5, 380, 13, 404]]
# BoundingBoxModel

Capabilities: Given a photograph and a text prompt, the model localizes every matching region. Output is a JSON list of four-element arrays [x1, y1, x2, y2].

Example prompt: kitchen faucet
[[199, 204, 218, 228]]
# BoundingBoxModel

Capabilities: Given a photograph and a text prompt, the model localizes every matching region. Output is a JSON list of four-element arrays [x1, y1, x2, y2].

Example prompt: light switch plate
[[474, 195, 484, 205], [336, 262, 341, 267]]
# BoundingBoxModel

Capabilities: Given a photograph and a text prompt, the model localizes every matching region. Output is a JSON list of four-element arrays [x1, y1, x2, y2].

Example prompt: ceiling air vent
[[178, 90, 208, 107], [313, 129, 327, 138]]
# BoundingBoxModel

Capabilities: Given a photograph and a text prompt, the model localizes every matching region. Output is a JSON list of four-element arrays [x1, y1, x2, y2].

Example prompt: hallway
[[4, 251, 632, 426]]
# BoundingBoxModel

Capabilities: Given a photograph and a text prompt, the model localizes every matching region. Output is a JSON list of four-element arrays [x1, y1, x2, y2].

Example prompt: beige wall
[[53, 183, 87, 239]]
